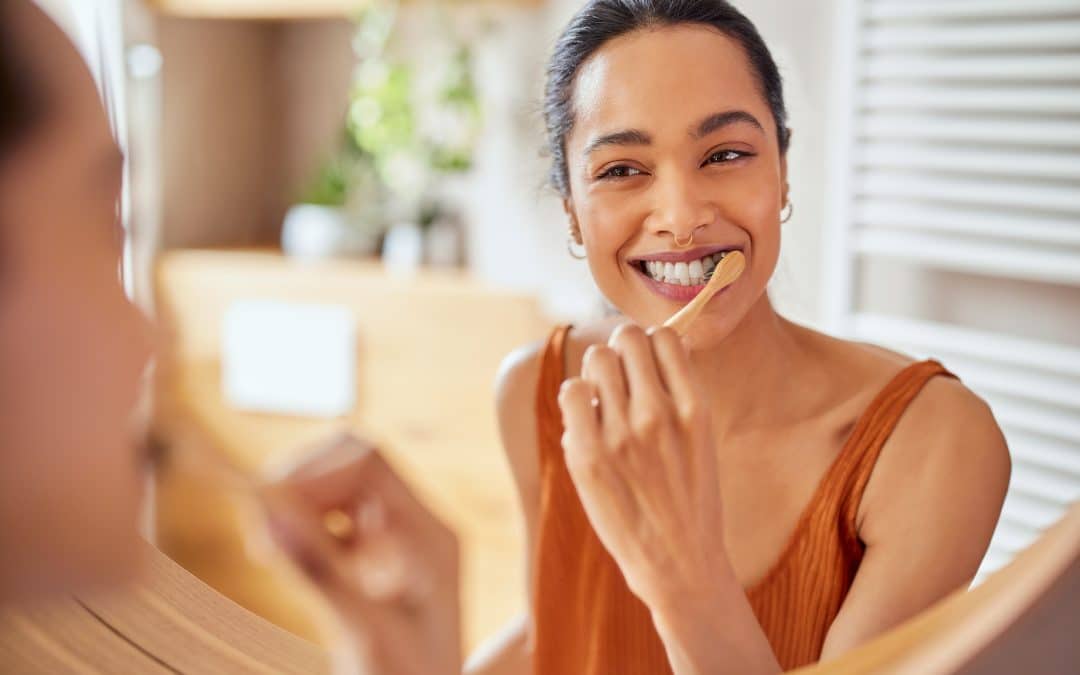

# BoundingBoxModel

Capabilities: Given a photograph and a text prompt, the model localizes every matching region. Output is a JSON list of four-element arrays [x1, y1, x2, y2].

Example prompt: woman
[[468, 1, 1011, 673], [0, 3, 460, 674]]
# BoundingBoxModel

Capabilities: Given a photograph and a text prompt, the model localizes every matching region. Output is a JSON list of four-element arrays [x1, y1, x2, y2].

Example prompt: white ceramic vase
[[281, 204, 379, 259]]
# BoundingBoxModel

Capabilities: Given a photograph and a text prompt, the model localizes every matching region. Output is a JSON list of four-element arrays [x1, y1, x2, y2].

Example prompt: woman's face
[[564, 24, 787, 349], [0, 3, 153, 602]]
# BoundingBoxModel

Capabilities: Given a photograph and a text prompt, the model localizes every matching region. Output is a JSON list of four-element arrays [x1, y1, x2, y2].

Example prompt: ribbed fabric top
[[532, 325, 956, 673]]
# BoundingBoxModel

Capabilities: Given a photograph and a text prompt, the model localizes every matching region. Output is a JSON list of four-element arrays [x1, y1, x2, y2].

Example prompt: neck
[[689, 293, 809, 437]]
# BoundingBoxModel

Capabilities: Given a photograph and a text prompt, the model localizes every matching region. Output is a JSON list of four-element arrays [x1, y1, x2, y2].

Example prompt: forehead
[[570, 24, 770, 142]]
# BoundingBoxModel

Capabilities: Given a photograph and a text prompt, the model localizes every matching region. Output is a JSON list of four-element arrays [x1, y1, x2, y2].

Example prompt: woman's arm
[[819, 376, 1011, 657], [464, 344, 545, 675]]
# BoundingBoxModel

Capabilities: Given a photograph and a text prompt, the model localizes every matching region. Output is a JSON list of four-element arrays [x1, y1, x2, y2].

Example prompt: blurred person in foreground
[[0, 2, 461, 673]]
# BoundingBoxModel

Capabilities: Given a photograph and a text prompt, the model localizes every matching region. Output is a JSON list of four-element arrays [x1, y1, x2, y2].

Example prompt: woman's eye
[[705, 150, 750, 165], [599, 165, 642, 180]]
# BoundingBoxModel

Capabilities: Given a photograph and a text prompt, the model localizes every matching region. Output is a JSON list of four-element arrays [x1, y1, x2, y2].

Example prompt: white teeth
[[642, 251, 734, 285], [688, 259, 703, 285], [674, 262, 690, 286]]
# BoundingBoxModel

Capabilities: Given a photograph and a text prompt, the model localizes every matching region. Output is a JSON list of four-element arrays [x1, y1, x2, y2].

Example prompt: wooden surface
[[798, 501, 1080, 674], [0, 539, 329, 674], [153, 250, 549, 649]]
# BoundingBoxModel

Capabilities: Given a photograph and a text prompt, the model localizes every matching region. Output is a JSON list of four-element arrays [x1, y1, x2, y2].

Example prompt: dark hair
[[0, 0, 45, 163], [543, 0, 790, 197]]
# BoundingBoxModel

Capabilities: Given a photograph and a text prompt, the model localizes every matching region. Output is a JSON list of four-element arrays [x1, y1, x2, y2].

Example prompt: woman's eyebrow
[[691, 110, 764, 138], [583, 110, 764, 157], [584, 129, 652, 156]]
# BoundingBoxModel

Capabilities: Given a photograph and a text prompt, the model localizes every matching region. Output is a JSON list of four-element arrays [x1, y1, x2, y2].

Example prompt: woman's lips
[[629, 243, 742, 264]]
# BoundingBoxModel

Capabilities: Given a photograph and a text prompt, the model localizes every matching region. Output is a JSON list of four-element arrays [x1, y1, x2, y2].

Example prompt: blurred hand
[[260, 433, 462, 675]]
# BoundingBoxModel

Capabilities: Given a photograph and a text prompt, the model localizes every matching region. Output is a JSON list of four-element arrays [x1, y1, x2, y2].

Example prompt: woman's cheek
[[722, 174, 782, 283], [581, 198, 639, 284]]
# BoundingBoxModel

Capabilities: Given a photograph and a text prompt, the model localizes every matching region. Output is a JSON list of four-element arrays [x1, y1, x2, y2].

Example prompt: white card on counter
[[222, 300, 356, 417]]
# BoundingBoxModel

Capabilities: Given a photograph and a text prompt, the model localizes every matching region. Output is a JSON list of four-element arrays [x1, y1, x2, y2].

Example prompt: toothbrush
[[662, 250, 746, 336]]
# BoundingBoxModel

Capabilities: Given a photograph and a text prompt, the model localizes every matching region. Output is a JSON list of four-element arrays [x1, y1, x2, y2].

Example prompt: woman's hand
[[557, 323, 731, 614], [260, 433, 462, 675]]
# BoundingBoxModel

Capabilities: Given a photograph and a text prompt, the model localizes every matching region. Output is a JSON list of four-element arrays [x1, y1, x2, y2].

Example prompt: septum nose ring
[[672, 232, 695, 248]]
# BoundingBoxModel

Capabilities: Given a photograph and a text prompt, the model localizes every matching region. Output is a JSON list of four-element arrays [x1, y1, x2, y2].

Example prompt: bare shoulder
[[794, 323, 1010, 543], [495, 340, 546, 418], [495, 341, 546, 505], [860, 359, 1011, 551]]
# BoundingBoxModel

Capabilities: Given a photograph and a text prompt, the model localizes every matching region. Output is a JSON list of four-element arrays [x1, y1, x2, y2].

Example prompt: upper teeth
[[643, 252, 729, 286]]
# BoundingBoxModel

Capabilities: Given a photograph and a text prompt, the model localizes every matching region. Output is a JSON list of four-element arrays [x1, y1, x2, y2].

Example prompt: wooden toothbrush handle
[[662, 251, 745, 336]]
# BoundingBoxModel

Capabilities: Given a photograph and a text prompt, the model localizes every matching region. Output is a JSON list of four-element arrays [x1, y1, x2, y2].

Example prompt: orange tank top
[[531, 325, 956, 673]]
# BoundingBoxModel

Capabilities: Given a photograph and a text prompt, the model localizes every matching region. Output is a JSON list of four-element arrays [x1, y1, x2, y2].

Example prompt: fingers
[[558, 377, 602, 450], [263, 486, 423, 608], [648, 326, 702, 421], [262, 489, 357, 604], [262, 431, 461, 604], [559, 377, 641, 537], [581, 343, 629, 427], [608, 323, 667, 408]]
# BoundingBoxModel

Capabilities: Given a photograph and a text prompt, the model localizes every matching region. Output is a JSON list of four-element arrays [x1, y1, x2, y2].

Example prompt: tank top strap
[[535, 324, 573, 466], [828, 359, 957, 545]]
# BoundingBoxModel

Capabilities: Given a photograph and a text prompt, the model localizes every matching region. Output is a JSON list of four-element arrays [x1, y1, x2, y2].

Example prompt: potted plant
[[282, 0, 480, 266]]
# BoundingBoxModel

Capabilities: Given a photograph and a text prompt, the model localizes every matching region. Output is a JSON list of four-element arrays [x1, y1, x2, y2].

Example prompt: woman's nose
[[643, 172, 716, 244]]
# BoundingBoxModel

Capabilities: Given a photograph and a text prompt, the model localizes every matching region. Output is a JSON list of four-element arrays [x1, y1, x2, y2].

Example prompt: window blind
[[825, 0, 1080, 581]]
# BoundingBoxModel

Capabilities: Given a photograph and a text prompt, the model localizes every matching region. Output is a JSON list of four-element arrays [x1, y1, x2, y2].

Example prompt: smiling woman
[[463, 2, 1012, 675]]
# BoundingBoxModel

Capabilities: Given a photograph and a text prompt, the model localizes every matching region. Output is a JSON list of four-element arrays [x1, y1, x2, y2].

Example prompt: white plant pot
[[382, 222, 425, 275], [281, 204, 378, 259]]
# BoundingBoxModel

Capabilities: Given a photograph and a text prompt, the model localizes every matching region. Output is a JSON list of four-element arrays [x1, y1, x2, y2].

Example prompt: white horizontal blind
[[826, 0, 1080, 581]]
